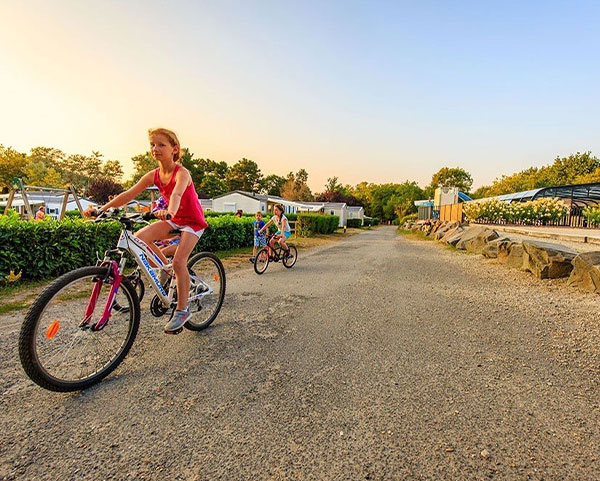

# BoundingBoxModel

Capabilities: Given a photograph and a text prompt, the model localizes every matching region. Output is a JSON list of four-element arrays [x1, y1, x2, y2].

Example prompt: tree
[[23, 160, 64, 189], [101, 159, 124, 181], [0, 145, 28, 192], [87, 178, 124, 204], [198, 173, 228, 198], [429, 167, 473, 192], [261, 174, 287, 196], [324, 176, 343, 193], [126, 152, 156, 187], [280, 170, 313, 201], [474, 152, 600, 197], [225, 158, 262, 192], [369, 182, 423, 220]]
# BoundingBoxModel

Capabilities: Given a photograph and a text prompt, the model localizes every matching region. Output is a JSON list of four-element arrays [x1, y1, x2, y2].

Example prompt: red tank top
[[154, 164, 208, 231]]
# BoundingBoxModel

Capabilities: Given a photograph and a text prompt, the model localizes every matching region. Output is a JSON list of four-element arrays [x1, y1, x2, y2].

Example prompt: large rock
[[481, 237, 511, 258], [521, 240, 577, 279], [455, 226, 499, 253], [443, 227, 466, 246], [568, 252, 600, 293], [434, 221, 459, 240], [497, 241, 525, 269]]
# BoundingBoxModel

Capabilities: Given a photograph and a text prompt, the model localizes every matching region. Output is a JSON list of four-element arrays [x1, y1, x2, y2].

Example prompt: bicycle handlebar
[[91, 209, 171, 224]]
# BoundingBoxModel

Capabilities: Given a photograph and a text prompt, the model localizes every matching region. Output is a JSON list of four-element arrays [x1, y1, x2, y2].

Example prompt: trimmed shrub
[[64, 210, 84, 219], [297, 214, 339, 236], [346, 219, 363, 228], [0, 214, 254, 281]]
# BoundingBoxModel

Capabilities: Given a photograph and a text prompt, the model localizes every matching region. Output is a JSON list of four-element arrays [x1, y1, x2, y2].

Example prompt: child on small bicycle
[[250, 211, 266, 263], [85, 128, 208, 334], [260, 204, 291, 256]]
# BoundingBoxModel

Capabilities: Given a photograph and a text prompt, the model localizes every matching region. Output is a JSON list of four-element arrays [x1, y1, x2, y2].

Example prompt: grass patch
[[0, 278, 49, 298], [397, 228, 435, 241], [215, 246, 254, 259], [0, 300, 30, 315]]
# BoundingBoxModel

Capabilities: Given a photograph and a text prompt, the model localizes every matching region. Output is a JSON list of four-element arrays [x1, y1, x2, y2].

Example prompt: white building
[[0, 191, 95, 219], [210, 191, 350, 227], [301, 202, 348, 227], [212, 191, 313, 215], [347, 206, 365, 225]]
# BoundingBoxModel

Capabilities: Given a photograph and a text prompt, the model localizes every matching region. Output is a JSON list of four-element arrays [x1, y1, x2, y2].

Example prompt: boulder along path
[[1, 225, 600, 480]]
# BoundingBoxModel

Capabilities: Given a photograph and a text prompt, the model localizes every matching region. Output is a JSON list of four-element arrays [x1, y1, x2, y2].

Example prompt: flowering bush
[[463, 197, 567, 224], [583, 205, 600, 226]]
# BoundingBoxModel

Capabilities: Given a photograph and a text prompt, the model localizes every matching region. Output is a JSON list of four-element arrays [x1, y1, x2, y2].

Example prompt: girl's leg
[[278, 236, 289, 251], [135, 221, 174, 266], [171, 231, 199, 311], [161, 243, 178, 258]]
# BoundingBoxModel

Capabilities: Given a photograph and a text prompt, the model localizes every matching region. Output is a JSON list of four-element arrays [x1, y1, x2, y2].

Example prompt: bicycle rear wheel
[[283, 245, 298, 268], [254, 247, 270, 275], [19, 266, 140, 392], [185, 252, 226, 331]]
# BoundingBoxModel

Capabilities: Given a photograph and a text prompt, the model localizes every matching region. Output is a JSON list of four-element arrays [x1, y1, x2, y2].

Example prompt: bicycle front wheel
[[283, 245, 298, 268], [254, 247, 270, 275], [185, 252, 226, 331], [19, 266, 140, 392]]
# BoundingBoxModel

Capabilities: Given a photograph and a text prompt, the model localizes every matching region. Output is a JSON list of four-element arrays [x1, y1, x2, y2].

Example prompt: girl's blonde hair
[[148, 128, 181, 162]]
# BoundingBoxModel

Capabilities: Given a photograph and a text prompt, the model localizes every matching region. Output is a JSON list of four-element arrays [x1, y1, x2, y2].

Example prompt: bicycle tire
[[19, 266, 141, 392], [254, 247, 270, 275], [184, 252, 226, 331], [283, 245, 298, 268]]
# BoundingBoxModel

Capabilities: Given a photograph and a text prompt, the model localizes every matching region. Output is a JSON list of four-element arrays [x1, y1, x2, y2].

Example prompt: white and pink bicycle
[[19, 209, 225, 392]]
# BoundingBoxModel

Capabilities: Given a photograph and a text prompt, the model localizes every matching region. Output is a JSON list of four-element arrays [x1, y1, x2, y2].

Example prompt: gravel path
[[1, 226, 600, 480]]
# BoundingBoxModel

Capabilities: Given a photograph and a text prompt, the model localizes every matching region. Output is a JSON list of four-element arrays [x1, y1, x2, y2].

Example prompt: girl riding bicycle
[[86, 128, 208, 334], [260, 204, 291, 256]]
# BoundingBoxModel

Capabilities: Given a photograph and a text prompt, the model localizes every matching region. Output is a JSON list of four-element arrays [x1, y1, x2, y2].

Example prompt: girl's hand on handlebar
[[83, 206, 99, 218], [153, 209, 170, 221]]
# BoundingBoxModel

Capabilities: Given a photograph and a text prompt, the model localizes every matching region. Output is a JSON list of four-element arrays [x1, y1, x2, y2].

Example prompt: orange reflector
[[213, 274, 219, 282], [46, 321, 60, 339]]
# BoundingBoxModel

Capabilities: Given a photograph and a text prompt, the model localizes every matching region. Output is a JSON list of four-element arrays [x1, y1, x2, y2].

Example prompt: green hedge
[[297, 214, 339, 236], [0, 212, 340, 281], [0, 213, 254, 281], [346, 219, 363, 228], [205, 211, 298, 221]]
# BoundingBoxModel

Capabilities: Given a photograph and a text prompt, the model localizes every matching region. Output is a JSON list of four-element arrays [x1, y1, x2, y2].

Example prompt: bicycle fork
[[79, 260, 123, 331]]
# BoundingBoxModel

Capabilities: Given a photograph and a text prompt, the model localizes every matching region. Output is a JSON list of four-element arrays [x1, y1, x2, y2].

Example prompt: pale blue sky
[[0, 0, 598, 190]]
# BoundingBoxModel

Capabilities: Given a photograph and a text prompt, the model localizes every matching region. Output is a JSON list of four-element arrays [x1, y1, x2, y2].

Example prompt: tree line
[[1, 143, 597, 222]]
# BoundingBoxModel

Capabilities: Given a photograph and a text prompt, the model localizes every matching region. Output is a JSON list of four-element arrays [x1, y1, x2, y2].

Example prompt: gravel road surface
[[1, 226, 600, 480]]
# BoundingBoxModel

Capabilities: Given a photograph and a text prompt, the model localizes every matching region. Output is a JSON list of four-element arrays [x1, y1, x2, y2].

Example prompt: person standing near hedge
[[250, 211, 266, 263], [84, 128, 208, 334], [35, 204, 46, 221], [260, 204, 291, 256]]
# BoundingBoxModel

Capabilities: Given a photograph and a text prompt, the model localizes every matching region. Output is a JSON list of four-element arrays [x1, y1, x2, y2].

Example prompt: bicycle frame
[[82, 222, 213, 330]]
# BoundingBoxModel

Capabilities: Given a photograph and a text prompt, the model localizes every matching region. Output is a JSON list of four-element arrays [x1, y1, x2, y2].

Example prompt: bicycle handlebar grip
[[142, 212, 172, 221]]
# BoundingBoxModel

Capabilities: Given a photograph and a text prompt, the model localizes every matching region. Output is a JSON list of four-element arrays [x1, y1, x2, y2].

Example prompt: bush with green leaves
[[297, 214, 339, 236], [0, 214, 254, 281], [346, 219, 363, 228], [463, 197, 567, 224], [396, 213, 417, 226], [0, 212, 341, 282], [583, 205, 600, 226]]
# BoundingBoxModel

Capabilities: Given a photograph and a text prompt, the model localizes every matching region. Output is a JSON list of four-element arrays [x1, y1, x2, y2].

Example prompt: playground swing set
[[3, 177, 85, 220]]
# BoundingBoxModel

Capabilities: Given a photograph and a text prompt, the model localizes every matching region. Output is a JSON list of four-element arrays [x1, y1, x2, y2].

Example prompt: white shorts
[[167, 220, 205, 239]]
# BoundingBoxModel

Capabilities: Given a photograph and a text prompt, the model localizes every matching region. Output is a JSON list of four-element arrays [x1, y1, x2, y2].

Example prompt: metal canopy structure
[[476, 182, 600, 207]]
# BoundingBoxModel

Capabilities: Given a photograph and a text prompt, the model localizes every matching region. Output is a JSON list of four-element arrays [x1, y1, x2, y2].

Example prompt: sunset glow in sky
[[1, 0, 598, 190]]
